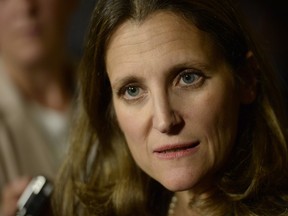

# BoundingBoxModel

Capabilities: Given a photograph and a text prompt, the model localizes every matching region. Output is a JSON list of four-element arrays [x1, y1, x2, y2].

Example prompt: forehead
[[106, 12, 221, 74], [107, 12, 206, 54]]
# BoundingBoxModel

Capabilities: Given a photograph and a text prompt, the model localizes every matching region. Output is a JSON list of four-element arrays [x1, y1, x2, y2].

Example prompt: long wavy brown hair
[[53, 0, 288, 215]]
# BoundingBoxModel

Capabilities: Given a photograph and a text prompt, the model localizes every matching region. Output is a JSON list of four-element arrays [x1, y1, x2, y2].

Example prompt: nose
[[152, 93, 183, 134]]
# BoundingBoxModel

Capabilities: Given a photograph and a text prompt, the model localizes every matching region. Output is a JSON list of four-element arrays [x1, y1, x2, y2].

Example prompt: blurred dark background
[[237, 0, 288, 99], [67, 0, 97, 60]]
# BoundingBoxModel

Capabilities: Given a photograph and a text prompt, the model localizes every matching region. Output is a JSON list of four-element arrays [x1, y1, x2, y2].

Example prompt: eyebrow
[[111, 74, 144, 91], [167, 61, 210, 75]]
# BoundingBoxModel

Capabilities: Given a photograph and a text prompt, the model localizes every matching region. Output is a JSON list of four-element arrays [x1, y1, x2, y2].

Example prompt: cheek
[[114, 103, 150, 169], [114, 103, 147, 147], [205, 91, 239, 164], [197, 90, 239, 135], [183, 83, 240, 168]]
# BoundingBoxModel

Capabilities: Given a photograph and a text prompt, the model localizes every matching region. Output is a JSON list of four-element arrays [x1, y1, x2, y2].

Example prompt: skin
[[106, 12, 251, 214], [1, 177, 31, 216]]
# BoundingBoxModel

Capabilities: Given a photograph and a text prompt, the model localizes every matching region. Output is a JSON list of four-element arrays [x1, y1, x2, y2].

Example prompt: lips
[[153, 141, 200, 159]]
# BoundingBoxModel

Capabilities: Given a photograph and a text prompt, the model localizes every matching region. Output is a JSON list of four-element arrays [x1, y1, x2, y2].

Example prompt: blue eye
[[126, 86, 140, 97], [176, 70, 206, 88], [179, 72, 201, 85], [118, 83, 146, 102], [181, 73, 197, 84]]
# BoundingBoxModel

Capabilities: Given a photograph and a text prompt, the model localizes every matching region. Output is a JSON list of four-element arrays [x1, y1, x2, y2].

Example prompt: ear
[[239, 51, 258, 104]]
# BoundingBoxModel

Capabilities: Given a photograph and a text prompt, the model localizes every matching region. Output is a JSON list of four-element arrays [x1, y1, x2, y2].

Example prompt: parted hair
[[53, 0, 288, 215]]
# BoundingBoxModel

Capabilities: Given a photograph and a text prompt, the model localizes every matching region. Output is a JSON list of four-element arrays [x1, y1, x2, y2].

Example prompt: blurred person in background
[[0, 0, 79, 215]]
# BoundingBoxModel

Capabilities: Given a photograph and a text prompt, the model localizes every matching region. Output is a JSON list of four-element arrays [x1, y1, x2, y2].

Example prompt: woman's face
[[106, 12, 243, 192], [0, 0, 75, 66]]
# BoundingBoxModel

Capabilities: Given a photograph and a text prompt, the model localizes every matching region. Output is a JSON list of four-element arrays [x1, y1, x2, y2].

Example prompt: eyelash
[[117, 69, 207, 101], [117, 83, 146, 102], [175, 69, 206, 88]]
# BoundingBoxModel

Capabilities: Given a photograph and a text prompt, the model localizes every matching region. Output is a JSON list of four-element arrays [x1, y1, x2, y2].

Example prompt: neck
[[171, 191, 202, 216], [168, 187, 231, 216], [169, 184, 219, 216], [2, 55, 73, 112]]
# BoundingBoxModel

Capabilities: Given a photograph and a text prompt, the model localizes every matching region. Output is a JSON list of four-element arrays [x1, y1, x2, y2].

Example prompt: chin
[[159, 176, 200, 192]]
